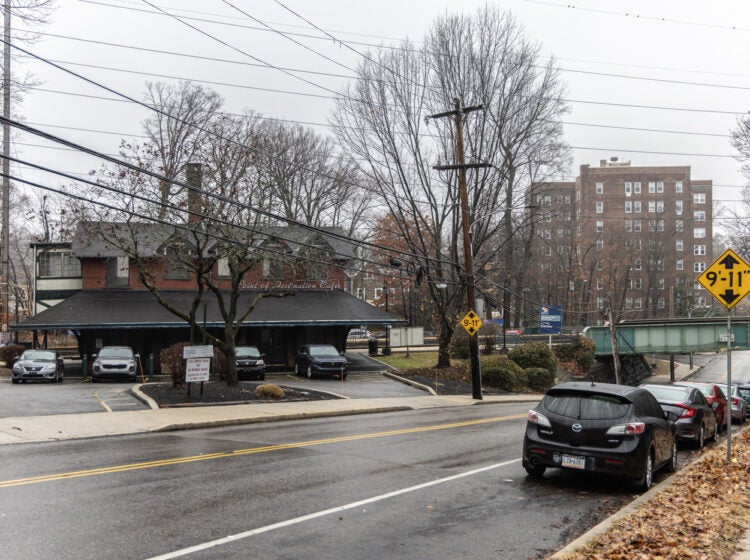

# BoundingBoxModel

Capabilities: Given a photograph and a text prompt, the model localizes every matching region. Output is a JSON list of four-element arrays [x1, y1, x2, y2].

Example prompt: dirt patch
[[140, 381, 341, 408]]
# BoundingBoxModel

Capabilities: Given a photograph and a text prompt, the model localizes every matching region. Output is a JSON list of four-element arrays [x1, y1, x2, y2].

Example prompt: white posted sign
[[183, 345, 214, 359], [185, 357, 210, 382]]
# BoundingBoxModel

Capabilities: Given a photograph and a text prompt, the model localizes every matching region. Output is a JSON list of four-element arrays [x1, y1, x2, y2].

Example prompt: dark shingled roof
[[12, 290, 404, 330]]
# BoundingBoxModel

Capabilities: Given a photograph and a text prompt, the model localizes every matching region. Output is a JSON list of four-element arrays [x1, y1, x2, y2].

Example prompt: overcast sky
[[9, 0, 750, 226]]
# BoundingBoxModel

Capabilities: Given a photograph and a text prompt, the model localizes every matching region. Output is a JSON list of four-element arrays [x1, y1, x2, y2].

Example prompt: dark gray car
[[11, 349, 65, 384], [294, 344, 348, 380], [640, 383, 718, 448]]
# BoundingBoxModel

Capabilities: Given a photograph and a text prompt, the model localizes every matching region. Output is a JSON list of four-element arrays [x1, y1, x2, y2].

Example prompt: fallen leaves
[[555, 429, 750, 559]]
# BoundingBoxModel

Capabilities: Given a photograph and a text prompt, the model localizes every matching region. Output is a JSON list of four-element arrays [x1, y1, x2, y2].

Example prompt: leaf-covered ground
[[555, 429, 750, 559]]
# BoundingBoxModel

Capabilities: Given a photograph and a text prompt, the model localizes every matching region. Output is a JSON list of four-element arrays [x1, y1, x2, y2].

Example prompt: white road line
[[145, 458, 521, 559]]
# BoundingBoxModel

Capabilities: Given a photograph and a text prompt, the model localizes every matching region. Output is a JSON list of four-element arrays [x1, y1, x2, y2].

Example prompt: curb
[[383, 371, 438, 395]]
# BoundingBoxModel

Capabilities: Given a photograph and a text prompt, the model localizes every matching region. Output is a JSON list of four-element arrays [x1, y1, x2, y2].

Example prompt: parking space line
[[92, 390, 113, 413]]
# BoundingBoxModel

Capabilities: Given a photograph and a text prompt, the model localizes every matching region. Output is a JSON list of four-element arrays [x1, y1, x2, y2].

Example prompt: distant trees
[[332, 6, 569, 366]]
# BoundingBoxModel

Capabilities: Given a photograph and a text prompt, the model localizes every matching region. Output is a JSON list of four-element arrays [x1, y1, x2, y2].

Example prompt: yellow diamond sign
[[697, 248, 750, 310], [460, 310, 482, 335]]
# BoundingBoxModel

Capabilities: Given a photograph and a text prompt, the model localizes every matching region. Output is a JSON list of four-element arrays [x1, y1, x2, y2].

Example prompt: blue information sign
[[539, 305, 562, 334]]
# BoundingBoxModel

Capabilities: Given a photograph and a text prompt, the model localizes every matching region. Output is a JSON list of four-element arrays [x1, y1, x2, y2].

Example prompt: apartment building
[[529, 158, 713, 324]]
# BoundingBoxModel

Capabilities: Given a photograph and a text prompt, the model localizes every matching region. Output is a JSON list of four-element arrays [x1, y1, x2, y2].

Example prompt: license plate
[[561, 454, 586, 470]]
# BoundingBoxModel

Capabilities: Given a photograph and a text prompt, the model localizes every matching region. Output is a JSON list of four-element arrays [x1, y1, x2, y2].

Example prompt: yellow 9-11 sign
[[460, 310, 482, 335], [697, 248, 750, 310]]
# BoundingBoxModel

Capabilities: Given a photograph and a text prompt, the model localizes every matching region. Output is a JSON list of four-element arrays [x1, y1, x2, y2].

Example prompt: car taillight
[[731, 396, 740, 405], [675, 404, 695, 418], [527, 410, 551, 428], [607, 422, 646, 435]]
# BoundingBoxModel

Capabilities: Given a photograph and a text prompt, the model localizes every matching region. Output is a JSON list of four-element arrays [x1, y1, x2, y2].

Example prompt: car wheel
[[667, 439, 678, 473], [524, 463, 546, 478], [306, 365, 313, 379], [697, 425, 705, 448], [294, 363, 300, 376], [636, 451, 654, 492]]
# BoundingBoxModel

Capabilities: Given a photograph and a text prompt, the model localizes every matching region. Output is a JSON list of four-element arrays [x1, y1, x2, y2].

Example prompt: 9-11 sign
[[697, 248, 750, 310]]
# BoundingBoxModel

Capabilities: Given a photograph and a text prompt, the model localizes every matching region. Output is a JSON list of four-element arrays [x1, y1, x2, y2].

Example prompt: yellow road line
[[0, 413, 526, 489], [92, 390, 113, 413]]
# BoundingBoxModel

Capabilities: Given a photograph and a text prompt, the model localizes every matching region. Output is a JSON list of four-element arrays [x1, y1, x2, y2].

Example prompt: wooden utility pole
[[430, 98, 490, 400], [1, 2, 11, 338]]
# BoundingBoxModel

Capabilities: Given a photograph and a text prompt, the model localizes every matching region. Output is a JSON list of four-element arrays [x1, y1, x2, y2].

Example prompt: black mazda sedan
[[522, 381, 677, 491]]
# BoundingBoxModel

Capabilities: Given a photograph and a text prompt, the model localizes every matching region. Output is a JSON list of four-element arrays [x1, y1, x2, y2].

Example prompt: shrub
[[0, 343, 25, 367], [525, 367, 555, 392], [555, 336, 595, 372], [481, 355, 524, 391], [160, 342, 191, 387], [255, 384, 285, 400], [515, 368, 528, 390], [509, 342, 557, 375]]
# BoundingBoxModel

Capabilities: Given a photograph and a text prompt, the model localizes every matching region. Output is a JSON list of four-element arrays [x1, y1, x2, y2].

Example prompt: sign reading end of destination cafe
[[697, 248, 750, 310], [460, 310, 483, 335]]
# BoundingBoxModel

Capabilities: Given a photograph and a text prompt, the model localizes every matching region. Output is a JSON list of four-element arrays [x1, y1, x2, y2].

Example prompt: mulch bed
[[140, 381, 341, 408], [394, 366, 512, 396]]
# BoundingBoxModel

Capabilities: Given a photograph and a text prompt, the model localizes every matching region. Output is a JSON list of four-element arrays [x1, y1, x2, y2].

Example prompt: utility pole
[[1, 2, 11, 339], [430, 98, 490, 400]]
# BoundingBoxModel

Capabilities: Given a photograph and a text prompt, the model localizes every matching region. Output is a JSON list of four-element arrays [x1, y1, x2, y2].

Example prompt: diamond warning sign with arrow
[[697, 248, 750, 310]]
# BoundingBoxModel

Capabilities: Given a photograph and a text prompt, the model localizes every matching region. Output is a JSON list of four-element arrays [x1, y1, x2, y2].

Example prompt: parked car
[[674, 381, 728, 431], [347, 328, 371, 339], [640, 383, 718, 448], [235, 346, 265, 381], [736, 384, 750, 417], [11, 349, 65, 384], [522, 381, 677, 491], [91, 346, 139, 382], [727, 385, 748, 423], [295, 344, 348, 380]]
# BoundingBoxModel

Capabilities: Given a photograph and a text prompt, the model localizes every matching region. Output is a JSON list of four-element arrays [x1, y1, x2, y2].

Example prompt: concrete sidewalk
[[0, 393, 541, 445]]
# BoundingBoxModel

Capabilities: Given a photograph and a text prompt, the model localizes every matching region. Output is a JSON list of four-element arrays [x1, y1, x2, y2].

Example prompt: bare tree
[[332, 7, 569, 366]]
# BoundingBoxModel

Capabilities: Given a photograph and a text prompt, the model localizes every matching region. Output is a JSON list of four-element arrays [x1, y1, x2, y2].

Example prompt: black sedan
[[640, 383, 718, 448], [235, 346, 265, 381], [11, 349, 65, 384], [522, 381, 677, 491], [294, 344, 348, 380]]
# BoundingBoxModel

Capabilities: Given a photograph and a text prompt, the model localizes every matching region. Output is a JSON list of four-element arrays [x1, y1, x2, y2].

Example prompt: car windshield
[[236, 347, 261, 359], [309, 345, 340, 357], [645, 385, 690, 401], [542, 391, 630, 420], [21, 350, 56, 362], [99, 348, 133, 359], [738, 387, 750, 398]]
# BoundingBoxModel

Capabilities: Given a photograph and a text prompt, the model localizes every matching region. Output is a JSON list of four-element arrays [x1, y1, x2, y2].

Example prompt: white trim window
[[694, 227, 706, 239], [595, 201, 604, 213], [676, 258, 684, 271], [675, 200, 683, 215], [648, 182, 656, 193], [694, 244, 706, 256], [595, 182, 604, 194], [625, 201, 632, 213], [656, 181, 664, 193], [625, 182, 632, 196], [694, 262, 707, 273], [676, 239, 683, 252], [676, 181, 683, 193], [694, 210, 706, 221], [596, 220, 604, 233], [694, 193, 706, 204], [634, 182, 641, 194], [634, 201, 642, 213]]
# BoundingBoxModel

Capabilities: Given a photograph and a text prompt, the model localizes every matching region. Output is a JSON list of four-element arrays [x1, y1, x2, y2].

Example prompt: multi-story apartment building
[[529, 158, 713, 325]]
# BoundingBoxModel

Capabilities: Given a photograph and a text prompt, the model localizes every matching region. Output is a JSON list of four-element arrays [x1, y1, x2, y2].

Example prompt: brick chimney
[[185, 162, 202, 224]]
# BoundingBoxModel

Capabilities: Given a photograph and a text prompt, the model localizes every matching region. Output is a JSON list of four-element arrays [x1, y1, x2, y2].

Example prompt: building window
[[545, 212, 552, 222], [634, 278, 642, 290], [595, 201, 604, 213], [634, 258, 641, 271], [694, 244, 706, 256], [656, 201, 664, 212], [694, 210, 706, 221], [262, 255, 283, 279], [217, 257, 230, 278], [657, 219, 664, 232], [634, 182, 641, 194], [596, 220, 604, 233], [676, 240, 683, 252], [306, 248, 328, 280], [676, 259, 684, 271], [694, 193, 706, 204], [648, 182, 656, 193], [694, 228, 706, 239], [658, 278, 665, 290], [635, 239, 642, 250], [596, 239, 604, 249], [634, 201, 642, 213], [625, 220, 633, 232], [656, 181, 664, 193], [626, 297, 633, 309], [544, 229, 552, 239], [625, 182, 632, 196], [558, 246, 565, 255], [676, 200, 683, 215], [694, 262, 706, 273], [38, 251, 81, 278], [676, 181, 683, 193], [596, 297, 604, 309], [596, 278, 603, 291], [635, 297, 642, 309], [676, 220, 684, 232], [634, 220, 642, 232], [165, 248, 188, 280], [356, 287, 365, 300], [595, 182, 604, 194], [597, 260, 604, 271], [648, 201, 656, 213], [569, 281, 575, 291], [545, 246, 552, 256], [625, 201, 632, 213], [658, 297, 666, 309]]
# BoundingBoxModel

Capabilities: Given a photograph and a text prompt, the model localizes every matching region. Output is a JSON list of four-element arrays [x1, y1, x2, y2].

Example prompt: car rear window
[[644, 385, 689, 401], [542, 391, 630, 420]]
